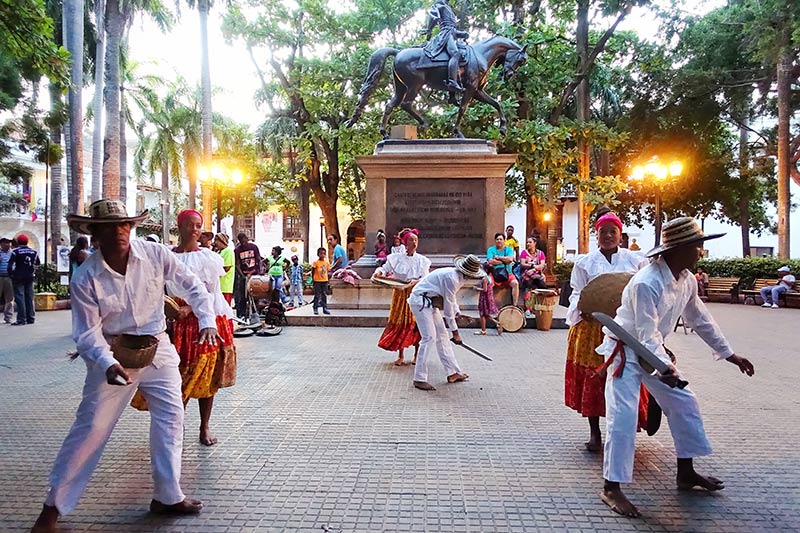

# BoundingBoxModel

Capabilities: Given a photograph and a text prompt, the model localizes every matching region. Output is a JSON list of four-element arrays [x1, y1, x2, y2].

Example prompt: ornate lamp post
[[630, 159, 682, 246], [198, 164, 244, 232]]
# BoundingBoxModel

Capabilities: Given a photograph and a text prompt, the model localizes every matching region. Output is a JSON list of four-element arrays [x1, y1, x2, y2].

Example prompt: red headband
[[595, 212, 623, 232], [401, 228, 419, 245], [177, 209, 203, 226]]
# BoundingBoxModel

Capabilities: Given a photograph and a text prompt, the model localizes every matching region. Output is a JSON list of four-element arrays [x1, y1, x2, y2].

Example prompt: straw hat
[[67, 199, 148, 235], [454, 254, 486, 279], [578, 272, 634, 317], [214, 232, 229, 247], [646, 217, 724, 258]]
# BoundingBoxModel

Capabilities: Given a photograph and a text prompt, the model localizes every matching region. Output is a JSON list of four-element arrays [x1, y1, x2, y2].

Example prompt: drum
[[578, 272, 633, 317], [164, 296, 180, 320], [247, 275, 273, 300], [371, 276, 409, 289], [533, 289, 559, 331], [497, 305, 526, 332]]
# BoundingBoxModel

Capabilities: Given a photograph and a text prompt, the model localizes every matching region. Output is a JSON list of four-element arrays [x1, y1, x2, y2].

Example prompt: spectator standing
[[68, 237, 91, 277], [327, 234, 348, 272], [9, 234, 39, 326], [760, 266, 796, 309], [695, 267, 709, 298], [505, 225, 520, 260], [288, 255, 305, 308], [234, 233, 262, 319], [213, 233, 235, 305], [0, 237, 14, 323], [198, 231, 214, 249], [312, 247, 331, 315]]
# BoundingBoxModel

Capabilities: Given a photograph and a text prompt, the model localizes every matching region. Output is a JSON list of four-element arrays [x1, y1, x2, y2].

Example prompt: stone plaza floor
[[0, 303, 798, 532]]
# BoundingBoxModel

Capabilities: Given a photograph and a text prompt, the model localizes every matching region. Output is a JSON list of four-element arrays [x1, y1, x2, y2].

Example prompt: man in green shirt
[[213, 233, 235, 305]]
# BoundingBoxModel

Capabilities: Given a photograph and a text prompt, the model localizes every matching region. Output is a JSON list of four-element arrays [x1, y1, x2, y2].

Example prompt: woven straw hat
[[578, 272, 634, 317], [646, 217, 724, 258], [454, 254, 486, 279], [67, 199, 148, 235]]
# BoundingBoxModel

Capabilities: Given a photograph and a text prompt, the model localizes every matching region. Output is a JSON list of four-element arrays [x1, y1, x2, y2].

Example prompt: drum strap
[[421, 292, 444, 310]]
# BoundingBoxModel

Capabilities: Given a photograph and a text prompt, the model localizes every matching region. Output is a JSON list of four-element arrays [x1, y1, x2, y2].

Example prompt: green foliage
[[35, 263, 69, 299], [552, 261, 574, 284], [697, 257, 800, 287]]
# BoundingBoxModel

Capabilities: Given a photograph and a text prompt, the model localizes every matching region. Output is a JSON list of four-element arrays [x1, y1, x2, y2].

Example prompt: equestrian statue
[[346, 0, 528, 139]]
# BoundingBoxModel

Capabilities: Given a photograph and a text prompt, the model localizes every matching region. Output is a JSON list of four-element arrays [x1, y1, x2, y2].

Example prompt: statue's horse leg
[[398, 80, 428, 131], [473, 88, 507, 135], [453, 88, 476, 138], [381, 73, 407, 139]]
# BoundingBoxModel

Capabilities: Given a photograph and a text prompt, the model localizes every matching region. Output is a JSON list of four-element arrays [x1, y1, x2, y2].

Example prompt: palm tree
[[64, 0, 84, 216], [91, 0, 105, 202], [102, 0, 172, 200]]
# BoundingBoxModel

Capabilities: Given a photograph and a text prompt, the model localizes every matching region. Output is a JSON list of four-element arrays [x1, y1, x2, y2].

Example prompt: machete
[[450, 338, 493, 361]]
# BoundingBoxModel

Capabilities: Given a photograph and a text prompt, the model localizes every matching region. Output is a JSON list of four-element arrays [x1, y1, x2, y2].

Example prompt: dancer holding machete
[[595, 217, 755, 518]]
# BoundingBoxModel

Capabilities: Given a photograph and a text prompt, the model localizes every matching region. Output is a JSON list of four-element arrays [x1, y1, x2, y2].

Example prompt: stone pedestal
[[352, 138, 517, 276]]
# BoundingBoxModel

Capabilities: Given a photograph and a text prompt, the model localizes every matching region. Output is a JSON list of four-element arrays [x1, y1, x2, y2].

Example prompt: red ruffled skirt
[[378, 287, 421, 352], [565, 318, 648, 429]]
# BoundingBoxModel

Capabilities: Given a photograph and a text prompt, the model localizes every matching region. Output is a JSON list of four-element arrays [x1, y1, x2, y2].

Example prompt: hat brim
[[645, 233, 725, 258], [454, 256, 486, 279], [66, 210, 149, 236]]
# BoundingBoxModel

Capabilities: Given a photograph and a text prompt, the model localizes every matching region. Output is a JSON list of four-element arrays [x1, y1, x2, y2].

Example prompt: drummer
[[564, 212, 648, 452], [372, 228, 431, 366]]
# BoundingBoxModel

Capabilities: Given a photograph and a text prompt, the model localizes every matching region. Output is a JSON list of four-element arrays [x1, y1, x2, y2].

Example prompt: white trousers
[[410, 304, 462, 383], [603, 346, 712, 483], [45, 337, 185, 515]]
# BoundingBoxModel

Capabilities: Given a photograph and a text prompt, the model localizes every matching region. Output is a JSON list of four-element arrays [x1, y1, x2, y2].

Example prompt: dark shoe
[[149, 498, 203, 515], [11, 321, 26, 326], [413, 381, 436, 391], [323, 310, 331, 315], [313, 309, 319, 315]]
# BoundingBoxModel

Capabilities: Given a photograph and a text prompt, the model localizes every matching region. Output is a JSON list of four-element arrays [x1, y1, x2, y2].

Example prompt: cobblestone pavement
[[0, 303, 798, 532]]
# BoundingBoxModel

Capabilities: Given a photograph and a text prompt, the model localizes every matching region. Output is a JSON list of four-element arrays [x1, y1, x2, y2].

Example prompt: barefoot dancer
[[32, 200, 215, 532], [565, 212, 649, 452], [407, 254, 485, 391], [132, 210, 237, 446], [596, 217, 755, 517], [373, 229, 431, 365]]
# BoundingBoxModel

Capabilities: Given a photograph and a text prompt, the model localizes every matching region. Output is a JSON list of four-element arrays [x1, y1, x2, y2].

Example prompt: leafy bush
[[552, 261, 574, 283], [35, 263, 69, 299], [698, 257, 800, 287]]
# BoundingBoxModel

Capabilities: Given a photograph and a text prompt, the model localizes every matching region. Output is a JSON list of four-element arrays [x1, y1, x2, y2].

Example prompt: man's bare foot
[[677, 471, 725, 491], [150, 498, 204, 514], [601, 486, 640, 517], [31, 504, 58, 532], [447, 373, 469, 383], [413, 381, 436, 391], [200, 428, 218, 446]]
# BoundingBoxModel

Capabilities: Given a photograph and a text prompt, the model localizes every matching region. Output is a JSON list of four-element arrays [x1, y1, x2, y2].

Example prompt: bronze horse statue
[[346, 35, 527, 138]]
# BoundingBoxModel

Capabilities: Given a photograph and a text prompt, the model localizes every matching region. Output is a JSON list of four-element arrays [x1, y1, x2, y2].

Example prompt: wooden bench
[[741, 279, 800, 307], [704, 277, 740, 303]]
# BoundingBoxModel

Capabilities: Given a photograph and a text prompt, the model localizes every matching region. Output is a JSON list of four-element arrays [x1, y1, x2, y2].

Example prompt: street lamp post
[[630, 160, 682, 246], [199, 164, 244, 234]]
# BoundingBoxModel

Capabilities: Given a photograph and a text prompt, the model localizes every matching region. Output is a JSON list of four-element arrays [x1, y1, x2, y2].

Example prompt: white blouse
[[374, 252, 431, 282], [166, 247, 234, 319], [566, 247, 648, 326]]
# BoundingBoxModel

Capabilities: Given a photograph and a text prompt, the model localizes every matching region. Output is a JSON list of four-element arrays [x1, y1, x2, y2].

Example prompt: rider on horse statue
[[423, 0, 469, 93]]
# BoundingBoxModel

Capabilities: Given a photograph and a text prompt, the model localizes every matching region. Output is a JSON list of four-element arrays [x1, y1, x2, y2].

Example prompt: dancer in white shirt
[[407, 254, 485, 390], [596, 217, 755, 518], [32, 200, 218, 532]]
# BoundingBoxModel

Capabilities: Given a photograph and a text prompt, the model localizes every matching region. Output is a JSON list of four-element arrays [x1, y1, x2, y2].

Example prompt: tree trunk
[[776, 37, 791, 259], [49, 84, 63, 256], [737, 115, 751, 257], [186, 153, 198, 212], [575, 0, 590, 254], [119, 105, 127, 203], [102, 0, 123, 200], [161, 163, 170, 243], [198, 0, 213, 221], [91, 0, 105, 202], [66, 0, 84, 217]]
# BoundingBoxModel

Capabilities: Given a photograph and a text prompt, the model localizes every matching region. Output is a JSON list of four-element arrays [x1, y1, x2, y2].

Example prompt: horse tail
[[346, 48, 399, 128]]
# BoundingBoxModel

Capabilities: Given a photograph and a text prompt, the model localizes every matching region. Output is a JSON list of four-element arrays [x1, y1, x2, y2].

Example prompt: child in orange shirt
[[312, 247, 331, 315]]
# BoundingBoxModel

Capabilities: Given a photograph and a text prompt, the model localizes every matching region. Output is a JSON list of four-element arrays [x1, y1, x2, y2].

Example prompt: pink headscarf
[[595, 212, 623, 232], [177, 209, 203, 226], [400, 228, 419, 245]]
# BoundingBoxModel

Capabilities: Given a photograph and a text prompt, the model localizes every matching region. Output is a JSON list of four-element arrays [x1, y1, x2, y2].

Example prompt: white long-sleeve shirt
[[166, 247, 233, 319], [374, 252, 431, 282], [70, 240, 216, 372], [409, 267, 465, 331], [596, 257, 734, 366], [566, 248, 648, 326]]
